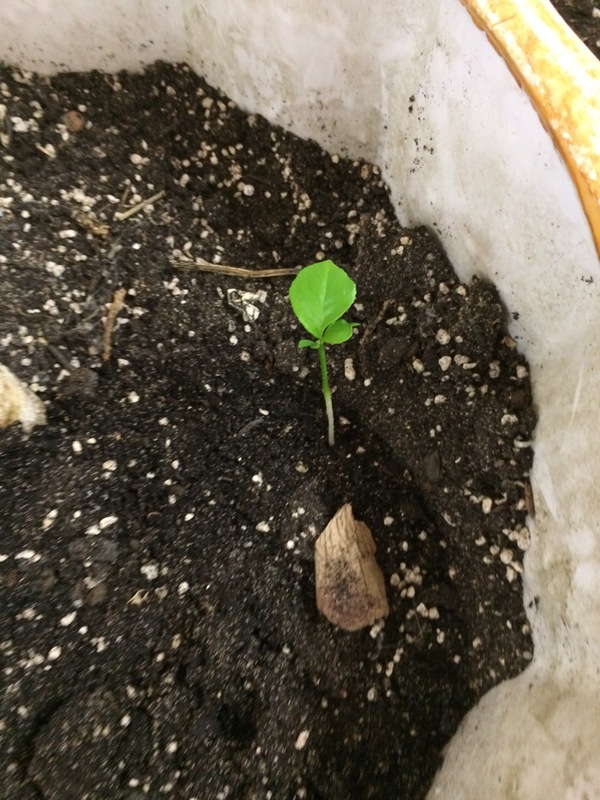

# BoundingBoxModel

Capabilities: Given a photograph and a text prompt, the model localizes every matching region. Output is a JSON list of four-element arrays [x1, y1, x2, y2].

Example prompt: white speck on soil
[[344, 358, 356, 380], [295, 730, 310, 750], [141, 563, 159, 581], [489, 360, 501, 378], [41, 509, 58, 529], [15, 550, 39, 561]]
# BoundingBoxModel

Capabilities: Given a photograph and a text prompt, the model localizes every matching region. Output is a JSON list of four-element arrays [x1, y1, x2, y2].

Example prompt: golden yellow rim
[[460, 0, 600, 257]]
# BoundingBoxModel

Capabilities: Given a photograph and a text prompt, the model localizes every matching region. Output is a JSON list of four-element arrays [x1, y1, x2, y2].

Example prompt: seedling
[[289, 260, 358, 446]]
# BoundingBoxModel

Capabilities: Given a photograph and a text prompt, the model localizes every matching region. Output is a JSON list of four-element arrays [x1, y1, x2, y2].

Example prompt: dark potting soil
[[551, 0, 600, 59], [0, 62, 536, 800]]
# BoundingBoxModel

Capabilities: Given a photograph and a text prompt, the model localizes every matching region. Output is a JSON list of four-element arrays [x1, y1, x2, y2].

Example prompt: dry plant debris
[[101, 287, 127, 361], [315, 504, 389, 631], [0, 363, 46, 432]]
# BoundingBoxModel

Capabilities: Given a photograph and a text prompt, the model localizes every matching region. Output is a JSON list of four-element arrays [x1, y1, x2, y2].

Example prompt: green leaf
[[298, 338, 320, 349], [289, 261, 356, 340], [321, 319, 357, 344]]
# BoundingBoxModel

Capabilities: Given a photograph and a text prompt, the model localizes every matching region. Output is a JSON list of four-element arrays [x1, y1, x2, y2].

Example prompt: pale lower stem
[[324, 391, 334, 447], [318, 344, 335, 447]]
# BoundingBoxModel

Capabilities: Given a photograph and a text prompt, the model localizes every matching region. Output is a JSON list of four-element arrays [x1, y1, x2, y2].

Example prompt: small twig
[[114, 190, 165, 222], [59, 307, 104, 339], [35, 143, 57, 159], [118, 185, 131, 215], [523, 481, 536, 518], [361, 298, 396, 344], [47, 344, 74, 372], [170, 256, 299, 279], [102, 287, 127, 361]]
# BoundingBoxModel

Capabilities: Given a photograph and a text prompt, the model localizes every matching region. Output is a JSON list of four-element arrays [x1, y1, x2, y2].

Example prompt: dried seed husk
[[315, 504, 389, 632]]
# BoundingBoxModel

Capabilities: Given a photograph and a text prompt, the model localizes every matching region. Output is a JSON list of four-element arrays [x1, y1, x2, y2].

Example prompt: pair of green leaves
[[289, 260, 357, 447], [289, 260, 357, 349]]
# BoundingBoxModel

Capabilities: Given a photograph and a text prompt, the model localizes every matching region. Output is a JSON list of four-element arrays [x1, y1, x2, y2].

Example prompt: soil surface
[[1, 61, 537, 800]]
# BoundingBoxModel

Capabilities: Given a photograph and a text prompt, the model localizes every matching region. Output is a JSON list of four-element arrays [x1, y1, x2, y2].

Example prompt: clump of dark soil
[[0, 62, 535, 800]]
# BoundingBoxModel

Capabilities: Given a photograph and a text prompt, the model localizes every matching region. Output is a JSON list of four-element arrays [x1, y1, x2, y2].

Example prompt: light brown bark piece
[[315, 504, 389, 632]]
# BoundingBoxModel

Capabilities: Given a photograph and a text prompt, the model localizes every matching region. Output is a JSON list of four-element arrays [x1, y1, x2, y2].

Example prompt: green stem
[[318, 343, 335, 447]]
